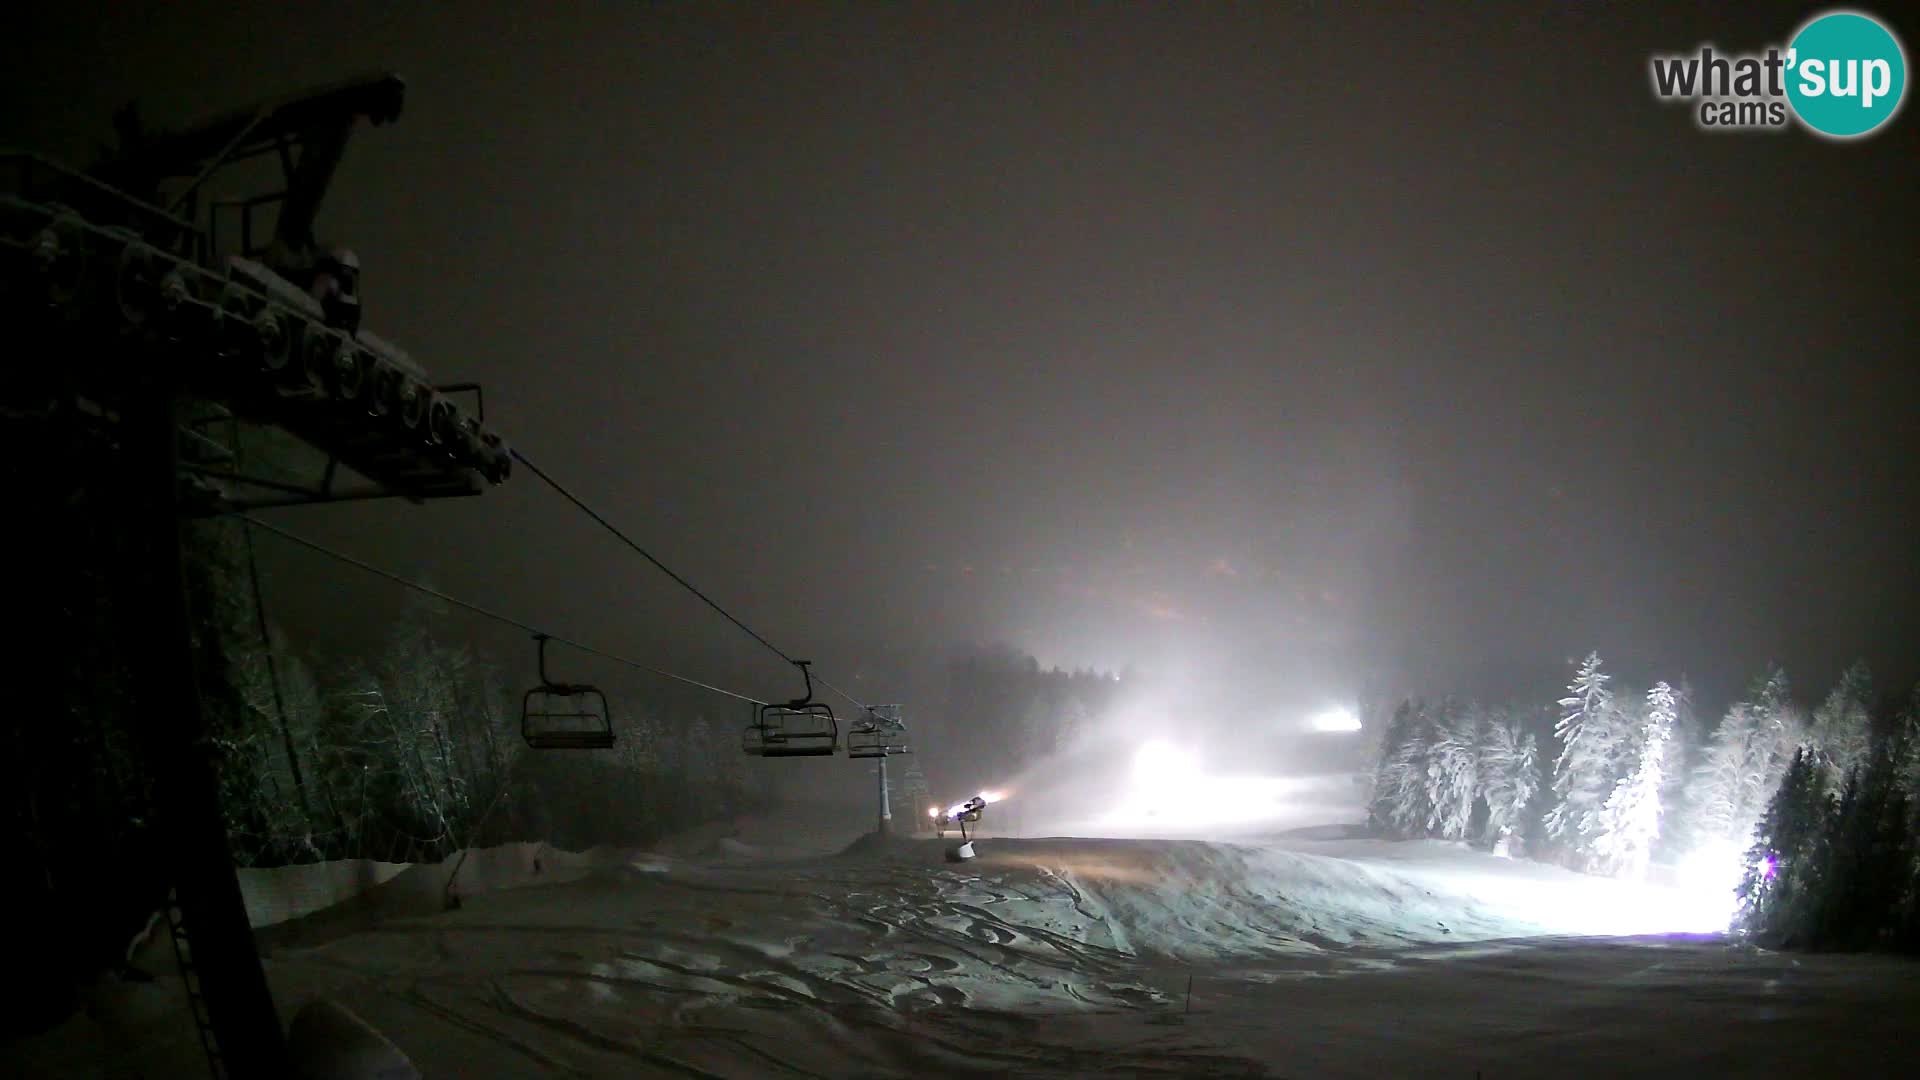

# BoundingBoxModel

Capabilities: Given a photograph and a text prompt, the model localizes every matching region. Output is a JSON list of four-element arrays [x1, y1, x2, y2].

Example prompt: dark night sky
[[10, 3, 1917, 725]]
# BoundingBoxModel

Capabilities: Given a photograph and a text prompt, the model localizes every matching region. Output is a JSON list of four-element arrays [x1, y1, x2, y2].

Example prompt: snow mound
[[975, 836, 1540, 961], [835, 829, 940, 859], [710, 837, 763, 858]]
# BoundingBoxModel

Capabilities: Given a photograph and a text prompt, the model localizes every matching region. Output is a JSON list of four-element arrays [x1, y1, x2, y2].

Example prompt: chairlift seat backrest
[[846, 706, 908, 758], [846, 727, 911, 758], [744, 702, 837, 757], [522, 682, 613, 750]]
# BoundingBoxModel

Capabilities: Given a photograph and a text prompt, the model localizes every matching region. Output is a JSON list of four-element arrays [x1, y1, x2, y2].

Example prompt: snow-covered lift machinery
[[2, 73, 511, 1075], [743, 659, 838, 757], [521, 634, 614, 750], [846, 703, 911, 759]]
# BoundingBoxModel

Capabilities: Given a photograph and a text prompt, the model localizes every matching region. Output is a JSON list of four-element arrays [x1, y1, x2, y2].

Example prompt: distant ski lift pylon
[[743, 660, 838, 758], [521, 633, 613, 750], [847, 704, 911, 759]]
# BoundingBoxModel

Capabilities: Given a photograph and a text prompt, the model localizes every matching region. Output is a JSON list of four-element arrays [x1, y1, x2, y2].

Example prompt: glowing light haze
[[1310, 707, 1362, 733]]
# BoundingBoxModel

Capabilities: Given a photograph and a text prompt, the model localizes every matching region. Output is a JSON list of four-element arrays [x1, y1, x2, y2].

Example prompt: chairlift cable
[[232, 513, 767, 706], [508, 448, 797, 665], [813, 673, 872, 715], [507, 448, 883, 714]]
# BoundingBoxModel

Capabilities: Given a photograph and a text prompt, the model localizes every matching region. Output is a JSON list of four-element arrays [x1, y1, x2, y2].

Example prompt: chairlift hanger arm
[[786, 659, 819, 707], [535, 632, 554, 686]]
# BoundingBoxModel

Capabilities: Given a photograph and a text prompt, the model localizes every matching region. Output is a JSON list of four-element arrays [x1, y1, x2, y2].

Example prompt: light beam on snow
[[1662, 841, 1745, 931], [1084, 740, 1312, 832], [1387, 857, 1737, 937]]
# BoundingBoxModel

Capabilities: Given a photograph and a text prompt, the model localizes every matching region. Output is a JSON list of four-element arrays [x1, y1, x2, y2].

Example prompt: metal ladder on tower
[[163, 887, 228, 1079]]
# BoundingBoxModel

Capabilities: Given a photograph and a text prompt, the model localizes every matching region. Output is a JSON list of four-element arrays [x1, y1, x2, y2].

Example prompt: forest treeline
[[942, 645, 1126, 788], [19, 491, 773, 990], [1369, 653, 1920, 951], [191, 519, 773, 866]]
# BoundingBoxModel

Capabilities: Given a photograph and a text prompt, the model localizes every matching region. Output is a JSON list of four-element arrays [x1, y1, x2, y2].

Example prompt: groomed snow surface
[[8, 812, 1917, 1078]]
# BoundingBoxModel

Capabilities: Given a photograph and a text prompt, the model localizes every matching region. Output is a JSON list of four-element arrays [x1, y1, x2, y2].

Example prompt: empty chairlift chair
[[846, 704, 910, 759], [743, 660, 838, 757], [521, 634, 614, 749]]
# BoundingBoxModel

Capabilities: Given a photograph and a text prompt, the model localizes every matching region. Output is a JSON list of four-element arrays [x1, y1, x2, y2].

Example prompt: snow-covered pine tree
[[1423, 701, 1481, 841], [1478, 711, 1539, 855], [1545, 652, 1617, 866], [1804, 713, 1918, 949], [1686, 668, 1805, 860], [1730, 668, 1805, 840], [1688, 701, 1760, 848], [1369, 700, 1436, 839], [1734, 748, 1828, 942], [1368, 700, 1411, 832], [1656, 677, 1703, 858], [1593, 681, 1677, 878], [1807, 662, 1873, 791]]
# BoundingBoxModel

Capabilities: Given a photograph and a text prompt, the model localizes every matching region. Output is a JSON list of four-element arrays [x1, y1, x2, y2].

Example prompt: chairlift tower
[[2, 74, 508, 1075], [849, 704, 912, 835]]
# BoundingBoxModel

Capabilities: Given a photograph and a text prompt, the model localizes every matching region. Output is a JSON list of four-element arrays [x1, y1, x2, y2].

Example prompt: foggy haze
[[12, 5, 1920, 1076], [11, 1, 1914, 760]]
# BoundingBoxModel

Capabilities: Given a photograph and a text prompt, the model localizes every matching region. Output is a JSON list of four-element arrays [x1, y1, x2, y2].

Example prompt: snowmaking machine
[[942, 793, 996, 861]]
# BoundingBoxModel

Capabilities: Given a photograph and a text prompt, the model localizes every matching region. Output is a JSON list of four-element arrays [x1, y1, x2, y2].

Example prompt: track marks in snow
[[260, 836, 1598, 1076]]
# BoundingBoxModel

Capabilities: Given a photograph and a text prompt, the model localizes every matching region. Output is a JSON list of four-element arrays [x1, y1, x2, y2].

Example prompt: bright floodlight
[[1311, 706, 1362, 733], [1132, 740, 1202, 785]]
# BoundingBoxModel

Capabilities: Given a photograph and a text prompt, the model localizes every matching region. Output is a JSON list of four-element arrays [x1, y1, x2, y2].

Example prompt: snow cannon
[[938, 793, 993, 856]]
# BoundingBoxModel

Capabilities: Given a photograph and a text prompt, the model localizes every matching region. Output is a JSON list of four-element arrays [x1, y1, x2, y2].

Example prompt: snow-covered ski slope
[[8, 823, 1917, 1077]]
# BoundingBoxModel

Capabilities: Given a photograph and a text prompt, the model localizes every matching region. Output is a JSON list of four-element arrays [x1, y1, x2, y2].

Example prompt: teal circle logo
[[1786, 11, 1907, 138]]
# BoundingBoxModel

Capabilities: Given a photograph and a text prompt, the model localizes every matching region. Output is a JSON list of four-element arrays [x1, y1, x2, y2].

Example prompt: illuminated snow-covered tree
[[1732, 669, 1805, 837], [1655, 677, 1703, 857], [1545, 653, 1620, 865], [1594, 682, 1678, 878], [1687, 667, 1804, 859], [1688, 702, 1758, 847], [1369, 700, 1435, 839], [1807, 662, 1873, 791], [1423, 702, 1481, 841], [1478, 711, 1539, 855]]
